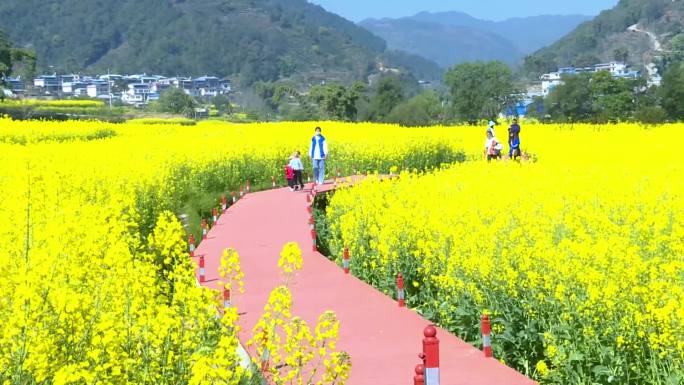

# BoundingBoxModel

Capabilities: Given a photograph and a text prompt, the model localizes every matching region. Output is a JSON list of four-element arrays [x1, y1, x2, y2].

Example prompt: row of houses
[[5, 73, 231, 105], [540, 61, 662, 96]]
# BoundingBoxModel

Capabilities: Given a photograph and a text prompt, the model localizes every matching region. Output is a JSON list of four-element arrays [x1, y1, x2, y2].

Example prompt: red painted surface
[[194, 177, 537, 385]]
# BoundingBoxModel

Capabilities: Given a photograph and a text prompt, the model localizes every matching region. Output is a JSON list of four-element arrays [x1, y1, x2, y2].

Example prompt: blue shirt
[[289, 158, 304, 171]]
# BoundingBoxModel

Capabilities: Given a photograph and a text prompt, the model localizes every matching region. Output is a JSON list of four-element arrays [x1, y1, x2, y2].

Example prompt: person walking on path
[[289, 151, 305, 191], [309, 127, 328, 185], [508, 118, 522, 159]]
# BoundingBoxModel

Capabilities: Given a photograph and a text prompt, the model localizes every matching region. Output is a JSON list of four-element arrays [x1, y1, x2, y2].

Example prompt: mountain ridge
[[524, 0, 684, 75], [0, 0, 389, 85], [360, 11, 592, 68]]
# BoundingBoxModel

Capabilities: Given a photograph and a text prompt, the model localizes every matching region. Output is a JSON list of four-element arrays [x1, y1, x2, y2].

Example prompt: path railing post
[[397, 273, 406, 307], [212, 207, 218, 223], [414, 364, 425, 385], [343, 248, 350, 274], [199, 255, 206, 283], [272, 176, 276, 188], [201, 218, 208, 240], [308, 215, 315, 230], [231, 191, 236, 204], [223, 286, 231, 308], [221, 195, 228, 211], [188, 234, 196, 257], [246, 180, 251, 193], [422, 325, 440, 385], [482, 315, 493, 358], [311, 229, 317, 252]]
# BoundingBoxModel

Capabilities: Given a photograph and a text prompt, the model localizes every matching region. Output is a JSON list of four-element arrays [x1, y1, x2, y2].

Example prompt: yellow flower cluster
[[1, 99, 105, 108], [325, 123, 684, 385], [219, 248, 246, 296], [249, 244, 350, 385], [0, 117, 462, 383]]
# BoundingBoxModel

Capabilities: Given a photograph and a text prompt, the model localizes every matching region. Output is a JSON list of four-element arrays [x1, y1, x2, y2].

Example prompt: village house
[[540, 61, 643, 96], [122, 82, 151, 105], [33, 74, 61, 94]]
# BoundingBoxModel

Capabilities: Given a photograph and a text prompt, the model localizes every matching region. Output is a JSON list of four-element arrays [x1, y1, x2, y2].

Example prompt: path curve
[[628, 23, 662, 51], [194, 178, 537, 385]]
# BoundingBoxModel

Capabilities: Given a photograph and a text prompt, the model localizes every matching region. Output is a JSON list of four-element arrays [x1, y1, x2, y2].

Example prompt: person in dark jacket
[[508, 119, 522, 159]]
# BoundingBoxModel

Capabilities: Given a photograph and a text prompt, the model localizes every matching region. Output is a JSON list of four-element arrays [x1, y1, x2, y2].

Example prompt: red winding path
[[194, 179, 537, 385]]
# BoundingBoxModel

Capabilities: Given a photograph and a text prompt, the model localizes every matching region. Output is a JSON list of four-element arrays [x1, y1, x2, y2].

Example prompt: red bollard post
[[221, 195, 228, 211], [272, 176, 276, 188], [199, 255, 206, 283], [246, 180, 251, 193], [343, 248, 350, 274], [311, 229, 317, 252], [334, 176, 338, 188], [239, 185, 244, 197], [422, 325, 440, 385], [231, 191, 236, 204], [482, 315, 493, 358], [223, 286, 231, 308], [212, 207, 218, 223], [307, 193, 312, 204], [308, 215, 315, 230], [337, 168, 341, 178], [201, 218, 208, 240], [307, 205, 313, 215], [397, 273, 406, 307], [414, 364, 425, 385], [188, 234, 196, 257]]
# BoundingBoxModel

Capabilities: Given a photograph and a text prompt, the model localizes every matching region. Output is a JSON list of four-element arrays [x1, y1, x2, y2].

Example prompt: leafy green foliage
[[366, 76, 405, 122], [0, 29, 35, 86], [547, 72, 631, 122], [157, 87, 196, 115], [309, 82, 365, 121], [386, 91, 443, 127], [660, 62, 684, 120], [444, 61, 517, 122]]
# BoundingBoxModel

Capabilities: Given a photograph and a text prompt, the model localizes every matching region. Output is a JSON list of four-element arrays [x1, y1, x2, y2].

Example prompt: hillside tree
[[158, 87, 196, 115], [367, 76, 405, 121], [445, 61, 517, 123], [660, 62, 684, 120]]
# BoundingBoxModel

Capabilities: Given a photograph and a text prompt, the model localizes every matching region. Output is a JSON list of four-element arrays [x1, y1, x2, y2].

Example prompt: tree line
[[247, 58, 684, 126], [0, 29, 35, 100], [533, 64, 684, 125]]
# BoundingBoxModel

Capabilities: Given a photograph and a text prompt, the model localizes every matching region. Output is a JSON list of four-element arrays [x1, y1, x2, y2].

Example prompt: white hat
[[488, 120, 495, 127]]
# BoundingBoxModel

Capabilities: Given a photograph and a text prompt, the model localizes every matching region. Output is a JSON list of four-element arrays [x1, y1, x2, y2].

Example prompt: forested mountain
[[525, 0, 684, 75], [360, 12, 590, 68], [360, 18, 522, 67], [0, 0, 388, 84]]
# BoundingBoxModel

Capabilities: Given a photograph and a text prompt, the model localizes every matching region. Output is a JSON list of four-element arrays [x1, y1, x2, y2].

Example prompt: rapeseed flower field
[[325, 123, 684, 385], [0, 117, 465, 384]]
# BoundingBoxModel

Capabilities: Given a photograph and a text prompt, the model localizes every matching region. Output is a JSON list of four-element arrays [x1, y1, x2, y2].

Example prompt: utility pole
[[108, 68, 112, 110]]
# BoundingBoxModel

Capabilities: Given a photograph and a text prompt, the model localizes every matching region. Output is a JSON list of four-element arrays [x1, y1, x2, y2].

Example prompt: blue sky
[[309, 0, 619, 21]]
